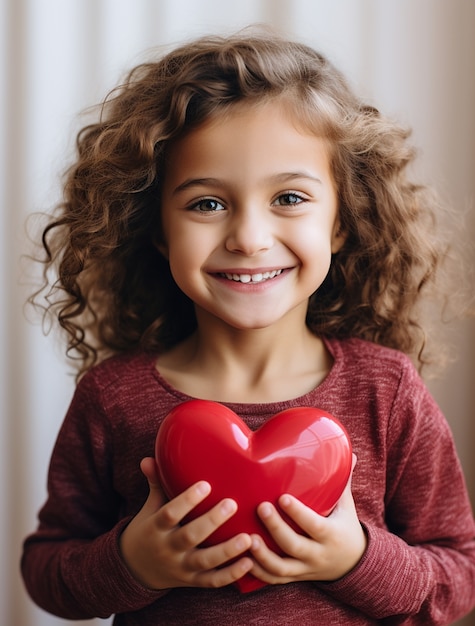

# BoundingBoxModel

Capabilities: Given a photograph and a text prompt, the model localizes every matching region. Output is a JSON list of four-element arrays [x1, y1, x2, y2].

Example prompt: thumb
[[140, 457, 166, 513], [345, 453, 357, 491], [334, 453, 357, 511]]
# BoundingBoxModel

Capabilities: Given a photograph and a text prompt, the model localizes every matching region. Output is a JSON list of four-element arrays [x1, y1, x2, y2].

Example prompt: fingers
[[255, 453, 359, 549], [256, 499, 323, 558], [249, 534, 295, 583], [278, 495, 327, 540], [160, 492, 254, 588], [255, 454, 358, 546], [122, 462, 255, 590], [155, 482, 250, 559], [139, 457, 167, 516], [167, 496, 238, 550], [187, 533, 252, 573], [185, 531, 254, 588], [140, 456, 161, 488], [193, 555, 254, 588], [156, 481, 212, 530], [249, 457, 366, 584], [165, 490, 256, 587]]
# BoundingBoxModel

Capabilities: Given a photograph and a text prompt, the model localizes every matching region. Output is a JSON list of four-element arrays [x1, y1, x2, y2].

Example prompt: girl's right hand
[[119, 457, 253, 590]]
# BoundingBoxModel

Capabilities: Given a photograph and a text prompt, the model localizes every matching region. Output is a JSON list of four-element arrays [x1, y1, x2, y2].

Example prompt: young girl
[[21, 31, 475, 625]]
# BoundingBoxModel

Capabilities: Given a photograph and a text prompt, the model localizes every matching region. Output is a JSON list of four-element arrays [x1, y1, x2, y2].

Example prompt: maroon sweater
[[21, 338, 475, 624]]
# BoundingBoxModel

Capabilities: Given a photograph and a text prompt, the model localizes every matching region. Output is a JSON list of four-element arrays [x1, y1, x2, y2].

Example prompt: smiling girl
[[21, 31, 475, 625], [155, 101, 344, 403]]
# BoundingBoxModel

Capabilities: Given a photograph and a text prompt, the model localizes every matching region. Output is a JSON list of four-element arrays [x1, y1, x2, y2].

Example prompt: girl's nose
[[225, 207, 274, 256]]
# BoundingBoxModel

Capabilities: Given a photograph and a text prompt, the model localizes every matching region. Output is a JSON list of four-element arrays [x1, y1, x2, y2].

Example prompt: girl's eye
[[190, 198, 225, 213], [273, 192, 305, 206]]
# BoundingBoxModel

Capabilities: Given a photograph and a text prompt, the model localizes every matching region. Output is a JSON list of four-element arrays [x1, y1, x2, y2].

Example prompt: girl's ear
[[153, 236, 169, 259], [331, 218, 346, 254]]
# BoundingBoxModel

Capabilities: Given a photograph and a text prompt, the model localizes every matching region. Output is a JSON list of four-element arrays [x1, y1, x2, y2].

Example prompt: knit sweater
[[21, 338, 475, 625]]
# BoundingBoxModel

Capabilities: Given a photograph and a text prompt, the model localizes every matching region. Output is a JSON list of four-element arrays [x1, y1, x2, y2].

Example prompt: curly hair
[[33, 30, 446, 377]]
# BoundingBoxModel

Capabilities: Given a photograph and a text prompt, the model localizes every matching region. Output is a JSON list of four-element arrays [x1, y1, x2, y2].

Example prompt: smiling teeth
[[223, 269, 283, 283]]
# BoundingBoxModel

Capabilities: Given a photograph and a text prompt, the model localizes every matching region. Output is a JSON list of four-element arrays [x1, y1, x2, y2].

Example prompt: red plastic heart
[[155, 399, 352, 593]]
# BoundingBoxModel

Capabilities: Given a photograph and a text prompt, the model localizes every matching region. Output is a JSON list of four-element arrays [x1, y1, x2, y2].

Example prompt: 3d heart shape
[[155, 399, 352, 593]]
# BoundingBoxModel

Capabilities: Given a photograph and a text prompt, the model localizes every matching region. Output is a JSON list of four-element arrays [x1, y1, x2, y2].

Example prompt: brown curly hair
[[33, 30, 446, 377]]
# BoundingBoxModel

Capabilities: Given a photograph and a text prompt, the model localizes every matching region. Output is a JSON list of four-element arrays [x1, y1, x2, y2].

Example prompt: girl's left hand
[[249, 455, 367, 584]]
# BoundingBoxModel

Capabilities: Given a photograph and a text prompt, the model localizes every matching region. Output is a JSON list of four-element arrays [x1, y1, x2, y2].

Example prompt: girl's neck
[[156, 313, 332, 404]]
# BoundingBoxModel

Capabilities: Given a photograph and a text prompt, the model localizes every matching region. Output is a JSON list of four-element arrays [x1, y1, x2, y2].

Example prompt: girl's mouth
[[219, 269, 283, 284]]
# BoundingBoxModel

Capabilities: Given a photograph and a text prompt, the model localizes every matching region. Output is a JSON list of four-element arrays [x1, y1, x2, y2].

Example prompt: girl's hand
[[249, 455, 366, 585], [120, 457, 253, 590]]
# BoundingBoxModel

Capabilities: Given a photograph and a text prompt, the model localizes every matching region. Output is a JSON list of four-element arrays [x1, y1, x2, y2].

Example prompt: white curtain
[[1, 1, 474, 624]]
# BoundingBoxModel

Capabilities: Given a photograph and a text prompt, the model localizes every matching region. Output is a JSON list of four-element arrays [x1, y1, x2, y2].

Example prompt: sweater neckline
[[148, 337, 344, 416]]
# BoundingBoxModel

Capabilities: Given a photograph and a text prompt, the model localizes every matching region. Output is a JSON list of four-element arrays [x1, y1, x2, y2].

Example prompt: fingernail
[[280, 494, 291, 508], [221, 499, 237, 516], [259, 503, 272, 518], [235, 536, 247, 551], [240, 558, 252, 573], [251, 536, 261, 550], [197, 481, 211, 496]]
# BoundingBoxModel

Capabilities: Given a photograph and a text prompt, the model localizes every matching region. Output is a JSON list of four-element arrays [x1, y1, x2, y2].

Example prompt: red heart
[[155, 399, 352, 593]]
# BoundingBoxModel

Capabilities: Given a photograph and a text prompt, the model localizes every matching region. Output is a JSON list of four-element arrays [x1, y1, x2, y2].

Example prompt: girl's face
[[160, 99, 344, 334]]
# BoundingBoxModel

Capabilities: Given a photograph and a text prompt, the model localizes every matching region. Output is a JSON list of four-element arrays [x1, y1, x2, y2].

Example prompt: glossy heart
[[155, 399, 352, 593]]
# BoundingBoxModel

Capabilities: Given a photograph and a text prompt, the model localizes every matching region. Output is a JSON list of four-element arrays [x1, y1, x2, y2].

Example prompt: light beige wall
[[1, 1, 473, 624]]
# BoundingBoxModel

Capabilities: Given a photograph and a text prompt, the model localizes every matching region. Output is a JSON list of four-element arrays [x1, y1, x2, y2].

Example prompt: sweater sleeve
[[317, 360, 475, 624], [21, 375, 167, 619]]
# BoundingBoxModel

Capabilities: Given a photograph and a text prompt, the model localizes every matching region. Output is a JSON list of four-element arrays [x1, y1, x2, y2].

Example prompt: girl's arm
[[336, 381, 475, 624], [21, 517, 164, 619], [20, 375, 252, 619], [250, 363, 475, 624], [21, 382, 165, 619]]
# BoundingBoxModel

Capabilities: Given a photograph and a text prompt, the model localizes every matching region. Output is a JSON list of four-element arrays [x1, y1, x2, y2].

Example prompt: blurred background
[[1, 1, 474, 624]]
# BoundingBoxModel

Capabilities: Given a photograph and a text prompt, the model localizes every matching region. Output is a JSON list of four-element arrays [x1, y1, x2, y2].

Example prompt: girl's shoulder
[[323, 336, 424, 402], [326, 336, 417, 374], [322, 337, 439, 432], [76, 350, 158, 394], [68, 350, 173, 426]]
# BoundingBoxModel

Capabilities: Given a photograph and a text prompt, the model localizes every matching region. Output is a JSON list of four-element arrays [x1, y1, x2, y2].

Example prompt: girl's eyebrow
[[269, 171, 324, 186], [171, 171, 323, 195], [172, 177, 223, 195]]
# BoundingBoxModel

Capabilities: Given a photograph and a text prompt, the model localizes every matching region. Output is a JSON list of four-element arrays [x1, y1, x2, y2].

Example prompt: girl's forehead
[[169, 99, 327, 154], [162, 98, 335, 192], [173, 95, 331, 147]]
